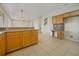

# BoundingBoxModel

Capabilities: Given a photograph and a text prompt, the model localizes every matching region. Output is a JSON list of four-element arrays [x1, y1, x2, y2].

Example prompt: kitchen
[[0, 3, 79, 56]]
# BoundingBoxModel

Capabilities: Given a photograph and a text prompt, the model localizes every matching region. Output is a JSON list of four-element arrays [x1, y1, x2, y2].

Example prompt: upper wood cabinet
[[52, 16, 57, 24], [70, 10, 79, 17], [0, 33, 6, 55], [63, 13, 70, 18], [52, 10, 79, 24], [56, 15, 64, 24], [63, 10, 79, 18], [52, 15, 64, 24], [6, 31, 23, 53]]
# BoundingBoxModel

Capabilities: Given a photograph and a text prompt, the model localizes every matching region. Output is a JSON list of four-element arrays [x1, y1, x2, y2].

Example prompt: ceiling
[[0, 3, 79, 20]]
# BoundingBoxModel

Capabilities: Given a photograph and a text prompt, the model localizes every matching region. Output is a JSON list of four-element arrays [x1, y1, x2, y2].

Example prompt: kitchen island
[[0, 28, 38, 55]]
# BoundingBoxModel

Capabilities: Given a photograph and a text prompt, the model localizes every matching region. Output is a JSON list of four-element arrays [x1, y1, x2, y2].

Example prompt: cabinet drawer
[[7, 34, 22, 38], [23, 31, 31, 34], [7, 36, 21, 40], [6, 31, 22, 37]]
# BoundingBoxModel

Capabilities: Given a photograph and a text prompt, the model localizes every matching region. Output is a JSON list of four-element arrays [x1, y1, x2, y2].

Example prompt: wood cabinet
[[57, 31, 64, 39], [63, 13, 70, 18], [52, 15, 64, 24], [56, 15, 64, 24], [0, 33, 6, 55], [52, 31, 64, 39], [63, 10, 79, 18], [23, 30, 38, 47], [31, 30, 38, 44], [52, 10, 79, 40], [6, 31, 23, 53], [22, 30, 31, 47], [0, 30, 38, 55], [52, 17, 57, 24], [53, 10, 79, 24], [70, 10, 79, 17]]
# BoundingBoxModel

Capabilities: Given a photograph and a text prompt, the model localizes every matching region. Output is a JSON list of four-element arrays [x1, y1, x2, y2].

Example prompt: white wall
[[0, 4, 79, 29], [0, 13, 4, 27], [0, 6, 12, 27], [33, 18, 40, 29], [11, 20, 33, 27], [0, 6, 33, 27], [33, 17, 53, 35], [64, 16, 79, 42]]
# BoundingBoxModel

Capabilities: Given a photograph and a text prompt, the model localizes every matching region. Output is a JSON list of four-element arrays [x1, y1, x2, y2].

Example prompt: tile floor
[[7, 33, 79, 56]]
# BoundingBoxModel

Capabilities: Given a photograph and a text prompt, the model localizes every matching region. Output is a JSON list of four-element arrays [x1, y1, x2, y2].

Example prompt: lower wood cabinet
[[31, 30, 38, 44], [0, 30, 38, 55], [0, 33, 6, 55], [52, 31, 64, 39], [6, 30, 38, 53], [23, 30, 31, 47], [23, 30, 38, 47], [57, 31, 64, 39], [6, 31, 23, 53]]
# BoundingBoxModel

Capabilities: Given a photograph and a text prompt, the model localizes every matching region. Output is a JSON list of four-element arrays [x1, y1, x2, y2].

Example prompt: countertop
[[0, 32, 3, 34], [0, 29, 38, 35]]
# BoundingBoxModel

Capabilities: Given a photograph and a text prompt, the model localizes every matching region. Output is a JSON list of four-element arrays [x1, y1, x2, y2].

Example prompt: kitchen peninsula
[[0, 27, 38, 55]]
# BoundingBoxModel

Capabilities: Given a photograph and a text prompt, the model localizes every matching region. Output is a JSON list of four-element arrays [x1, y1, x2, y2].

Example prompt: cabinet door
[[57, 31, 64, 39], [63, 13, 70, 18], [0, 34, 5, 55], [70, 10, 79, 16], [52, 17, 57, 24], [56, 15, 64, 24], [23, 31, 31, 47], [31, 30, 38, 44], [6, 31, 22, 52]]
